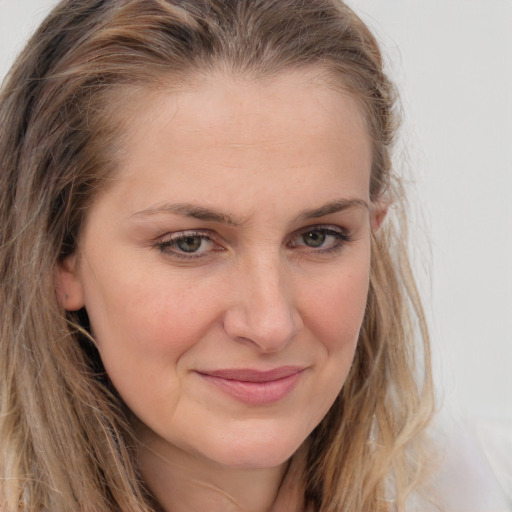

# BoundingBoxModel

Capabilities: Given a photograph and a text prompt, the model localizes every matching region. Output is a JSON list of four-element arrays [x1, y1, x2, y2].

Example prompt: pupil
[[177, 236, 202, 252], [304, 231, 325, 247]]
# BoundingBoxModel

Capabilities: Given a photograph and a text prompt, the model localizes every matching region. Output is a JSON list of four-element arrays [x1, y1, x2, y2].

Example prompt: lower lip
[[199, 371, 303, 405]]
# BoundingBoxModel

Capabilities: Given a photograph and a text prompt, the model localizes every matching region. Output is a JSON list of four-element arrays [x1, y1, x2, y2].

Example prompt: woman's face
[[59, 69, 378, 470]]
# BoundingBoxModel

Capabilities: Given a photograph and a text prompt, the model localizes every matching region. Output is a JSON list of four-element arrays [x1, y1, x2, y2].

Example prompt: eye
[[175, 235, 205, 253], [288, 226, 352, 253], [302, 230, 328, 248], [155, 230, 221, 258]]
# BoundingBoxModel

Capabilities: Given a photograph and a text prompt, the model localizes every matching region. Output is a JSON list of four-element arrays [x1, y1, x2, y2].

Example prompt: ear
[[370, 201, 388, 233], [54, 254, 85, 311]]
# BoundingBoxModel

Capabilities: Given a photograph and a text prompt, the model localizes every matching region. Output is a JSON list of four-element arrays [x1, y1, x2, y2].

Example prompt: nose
[[222, 254, 303, 353]]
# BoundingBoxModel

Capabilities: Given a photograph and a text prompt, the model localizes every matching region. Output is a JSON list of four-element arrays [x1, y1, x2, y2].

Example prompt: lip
[[196, 366, 306, 405]]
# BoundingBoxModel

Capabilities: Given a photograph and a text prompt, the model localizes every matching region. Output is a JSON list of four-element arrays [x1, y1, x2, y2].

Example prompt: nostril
[[222, 258, 303, 351], [222, 300, 302, 352]]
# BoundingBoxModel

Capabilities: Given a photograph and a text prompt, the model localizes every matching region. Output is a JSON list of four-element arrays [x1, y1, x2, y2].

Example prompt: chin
[[200, 426, 305, 469]]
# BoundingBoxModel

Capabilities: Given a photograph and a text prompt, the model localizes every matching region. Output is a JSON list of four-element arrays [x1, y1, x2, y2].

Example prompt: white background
[[1, 0, 511, 421]]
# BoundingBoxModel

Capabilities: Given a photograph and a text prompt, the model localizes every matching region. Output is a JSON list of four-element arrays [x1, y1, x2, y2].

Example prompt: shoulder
[[411, 416, 512, 512]]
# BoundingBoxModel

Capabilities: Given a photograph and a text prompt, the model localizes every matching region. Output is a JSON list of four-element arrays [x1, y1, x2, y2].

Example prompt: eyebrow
[[296, 198, 369, 220], [131, 197, 369, 225], [132, 203, 243, 226]]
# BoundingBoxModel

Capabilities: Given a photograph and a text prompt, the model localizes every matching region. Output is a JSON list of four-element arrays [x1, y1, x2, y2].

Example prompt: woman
[[0, 1, 434, 511]]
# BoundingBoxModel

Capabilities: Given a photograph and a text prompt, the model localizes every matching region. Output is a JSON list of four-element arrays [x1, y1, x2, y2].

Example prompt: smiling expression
[[58, 69, 378, 471]]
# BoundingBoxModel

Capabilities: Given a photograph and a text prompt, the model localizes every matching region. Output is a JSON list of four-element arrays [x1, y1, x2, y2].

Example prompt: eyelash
[[287, 225, 353, 254], [155, 230, 219, 259], [154, 225, 353, 259]]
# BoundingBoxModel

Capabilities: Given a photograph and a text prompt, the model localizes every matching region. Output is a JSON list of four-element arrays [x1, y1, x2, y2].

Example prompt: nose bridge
[[224, 249, 302, 351]]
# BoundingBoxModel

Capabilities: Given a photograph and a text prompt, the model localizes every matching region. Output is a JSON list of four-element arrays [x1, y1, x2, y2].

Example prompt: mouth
[[196, 366, 306, 405]]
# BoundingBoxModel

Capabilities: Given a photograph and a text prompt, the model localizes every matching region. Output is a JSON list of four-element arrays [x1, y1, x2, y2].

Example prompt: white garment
[[421, 417, 512, 512]]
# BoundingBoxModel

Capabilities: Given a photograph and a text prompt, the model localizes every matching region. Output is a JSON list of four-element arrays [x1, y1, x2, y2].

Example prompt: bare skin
[[140, 434, 309, 512], [58, 68, 381, 511]]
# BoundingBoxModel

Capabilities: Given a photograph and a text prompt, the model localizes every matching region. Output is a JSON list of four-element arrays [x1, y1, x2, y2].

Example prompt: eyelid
[[153, 224, 353, 260], [155, 229, 222, 258], [287, 224, 353, 250], [157, 228, 214, 242]]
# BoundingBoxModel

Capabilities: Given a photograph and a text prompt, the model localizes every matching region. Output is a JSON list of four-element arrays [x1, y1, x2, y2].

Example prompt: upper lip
[[197, 366, 306, 382]]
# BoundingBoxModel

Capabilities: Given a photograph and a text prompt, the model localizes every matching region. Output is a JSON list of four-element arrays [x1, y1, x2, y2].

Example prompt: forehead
[[94, 68, 372, 217]]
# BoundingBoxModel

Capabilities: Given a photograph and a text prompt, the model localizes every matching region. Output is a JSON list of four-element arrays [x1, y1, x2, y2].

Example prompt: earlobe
[[370, 201, 388, 233], [55, 254, 85, 311]]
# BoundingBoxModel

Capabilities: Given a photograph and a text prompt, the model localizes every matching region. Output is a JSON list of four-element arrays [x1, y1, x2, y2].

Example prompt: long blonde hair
[[0, 1, 434, 510]]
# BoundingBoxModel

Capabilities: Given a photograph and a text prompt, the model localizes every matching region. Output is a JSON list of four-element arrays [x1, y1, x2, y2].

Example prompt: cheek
[[86, 268, 216, 356], [304, 255, 370, 354], [81, 269, 221, 411], [282, 258, 369, 437]]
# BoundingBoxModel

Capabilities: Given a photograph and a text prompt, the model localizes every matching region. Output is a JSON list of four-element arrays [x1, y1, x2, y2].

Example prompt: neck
[[137, 434, 307, 512]]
